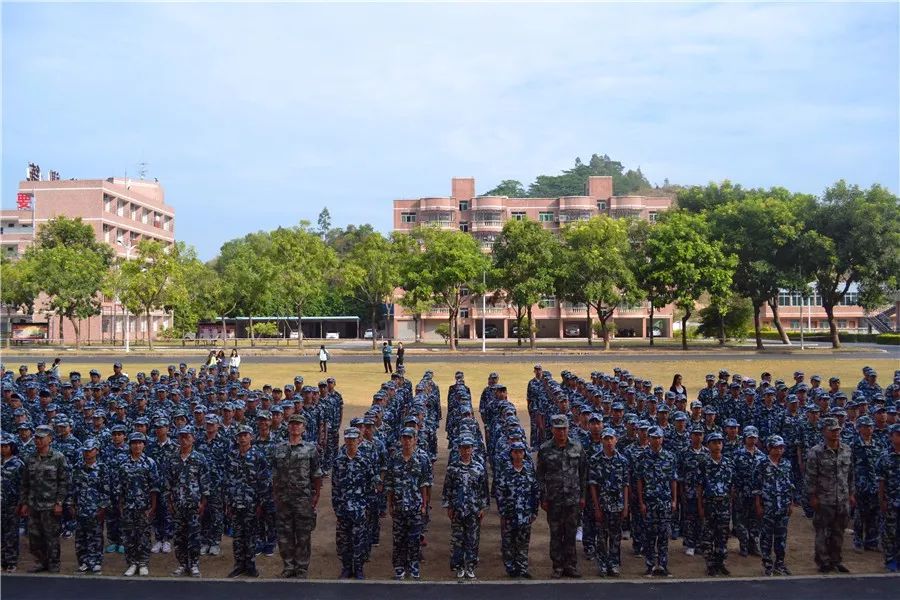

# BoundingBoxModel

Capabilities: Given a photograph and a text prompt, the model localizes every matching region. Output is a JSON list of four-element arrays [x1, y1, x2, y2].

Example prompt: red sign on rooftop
[[16, 192, 32, 211]]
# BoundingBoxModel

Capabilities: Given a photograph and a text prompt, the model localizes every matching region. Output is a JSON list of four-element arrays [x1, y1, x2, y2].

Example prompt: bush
[[157, 327, 178, 341], [435, 322, 451, 345], [876, 333, 900, 345], [592, 320, 617, 338], [253, 321, 279, 338], [697, 297, 753, 340]]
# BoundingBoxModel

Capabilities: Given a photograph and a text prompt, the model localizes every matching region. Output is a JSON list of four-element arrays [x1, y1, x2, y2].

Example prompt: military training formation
[[1, 359, 899, 582]]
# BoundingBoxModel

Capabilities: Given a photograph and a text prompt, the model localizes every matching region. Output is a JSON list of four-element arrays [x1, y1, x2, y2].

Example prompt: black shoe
[[707, 566, 718, 576], [719, 565, 730, 576], [777, 565, 792, 576], [658, 568, 672, 577], [551, 569, 564, 579], [245, 567, 259, 578], [834, 564, 850, 573], [520, 571, 533, 579], [818, 565, 833, 574], [563, 567, 581, 578], [227, 567, 245, 578], [507, 571, 518, 579], [645, 567, 655, 577], [281, 569, 296, 578], [339, 568, 351, 579]]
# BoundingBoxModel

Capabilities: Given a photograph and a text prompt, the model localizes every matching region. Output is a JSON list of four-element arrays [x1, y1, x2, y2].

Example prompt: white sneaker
[[456, 568, 465, 580], [124, 564, 137, 577], [465, 567, 476, 580], [151, 541, 163, 553], [77, 563, 89, 573], [138, 565, 149, 576], [161, 541, 172, 554], [685, 547, 695, 556], [172, 566, 186, 576], [91, 565, 102, 574], [208, 544, 221, 556], [200, 545, 210, 555], [190, 565, 201, 577], [576, 527, 583, 542]]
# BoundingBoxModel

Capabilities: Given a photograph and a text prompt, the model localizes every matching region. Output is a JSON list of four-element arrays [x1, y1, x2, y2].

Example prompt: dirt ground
[[7, 356, 895, 580]]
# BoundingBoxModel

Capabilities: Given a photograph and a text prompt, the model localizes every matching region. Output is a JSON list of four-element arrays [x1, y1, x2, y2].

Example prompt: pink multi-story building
[[391, 176, 675, 341], [2, 176, 175, 344]]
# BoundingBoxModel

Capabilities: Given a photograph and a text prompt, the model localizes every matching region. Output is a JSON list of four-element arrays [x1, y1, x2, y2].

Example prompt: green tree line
[[2, 180, 897, 350]]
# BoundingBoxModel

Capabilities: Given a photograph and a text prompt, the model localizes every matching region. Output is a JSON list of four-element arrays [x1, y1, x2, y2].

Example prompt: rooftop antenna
[[137, 161, 148, 180]]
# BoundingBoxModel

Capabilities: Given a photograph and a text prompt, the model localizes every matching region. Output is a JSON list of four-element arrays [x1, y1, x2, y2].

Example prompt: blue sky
[[3, 1, 898, 259]]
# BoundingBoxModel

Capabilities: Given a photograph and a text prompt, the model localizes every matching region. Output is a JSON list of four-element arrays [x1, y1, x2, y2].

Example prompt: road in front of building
[[4, 573, 897, 600]]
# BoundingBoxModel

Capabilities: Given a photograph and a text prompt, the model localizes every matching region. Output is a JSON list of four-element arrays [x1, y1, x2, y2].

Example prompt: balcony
[[471, 219, 504, 233], [559, 196, 594, 210], [471, 196, 506, 211], [420, 197, 456, 211]]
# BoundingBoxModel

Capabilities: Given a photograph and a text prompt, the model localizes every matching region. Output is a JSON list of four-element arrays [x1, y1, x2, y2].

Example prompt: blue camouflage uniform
[[331, 431, 372, 578], [636, 433, 677, 572], [875, 429, 899, 570], [588, 433, 630, 574], [117, 441, 160, 569], [383, 429, 432, 579], [753, 439, 794, 574], [225, 433, 269, 574], [442, 443, 489, 573], [69, 444, 109, 571], [494, 442, 539, 577]]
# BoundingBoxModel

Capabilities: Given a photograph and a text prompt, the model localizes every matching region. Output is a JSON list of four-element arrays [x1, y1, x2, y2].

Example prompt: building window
[[790, 320, 800, 329], [401, 212, 417, 223], [103, 224, 110, 243], [104, 197, 112, 213], [460, 287, 470, 297], [459, 221, 469, 233], [837, 320, 848, 328], [597, 201, 607, 211], [459, 308, 469, 319], [648, 211, 658, 222], [459, 200, 469, 211], [117, 200, 126, 217], [540, 295, 557, 308], [538, 212, 555, 222], [511, 211, 526, 221], [131, 205, 138, 221], [838, 292, 858, 306]]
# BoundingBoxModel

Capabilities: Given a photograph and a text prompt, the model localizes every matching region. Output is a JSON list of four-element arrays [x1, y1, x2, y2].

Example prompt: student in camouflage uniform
[[805, 417, 854, 573], [678, 425, 709, 556], [19, 425, 68, 573], [697, 432, 735, 576], [851, 416, 881, 551], [70, 439, 109, 574], [384, 426, 432, 580], [195, 414, 229, 556], [494, 440, 539, 578], [876, 424, 900, 572], [1, 434, 25, 572], [168, 426, 210, 577], [636, 426, 677, 577], [271, 414, 322, 579], [588, 427, 630, 577], [118, 432, 160, 576], [331, 427, 371, 579], [443, 436, 489, 580], [147, 417, 176, 555], [733, 426, 766, 556], [537, 414, 587, 579], [225, 425, 269, 578], [754, 435, 794, 576]]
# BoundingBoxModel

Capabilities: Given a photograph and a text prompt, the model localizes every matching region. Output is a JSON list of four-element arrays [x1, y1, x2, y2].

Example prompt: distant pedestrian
[[318, 345, 329, 373], [229, 350, 241, 371], [382, 342, 393, 374], [395, 342, 405, 370]]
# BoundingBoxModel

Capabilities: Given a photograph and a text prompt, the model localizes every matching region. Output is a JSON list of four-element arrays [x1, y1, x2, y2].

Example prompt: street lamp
[[116, 237, 136, 352]]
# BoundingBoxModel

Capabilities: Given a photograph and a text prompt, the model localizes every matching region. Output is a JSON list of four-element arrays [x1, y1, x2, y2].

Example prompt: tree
[[697, 295, 754, 342], [491, 218, 558, 348], [172, 259, 221, 338], [643, 211, 736, 350], [0, 258, 39, 316], [528, 154, 652, 197], [317, 207, 332, 239], [629, 219, 672, 346], [555, 216, 639, 349], [400, 227, 490, 351], [215, 232, 278, 346], [708, 188, 812, 348], [675, 180, 747, 214], [803, 181, 900, 348], [270, 223, 338, 348], [325, 224, 376, 256], [341, 233, 401, 349], [118, 240, 189, 351], [483, 179, 527, 197], [23, 217, 114, 349]]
